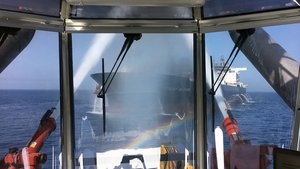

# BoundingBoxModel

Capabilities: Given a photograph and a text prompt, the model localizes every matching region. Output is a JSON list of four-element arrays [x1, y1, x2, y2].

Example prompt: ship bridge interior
[[0, 0, 300, 169]]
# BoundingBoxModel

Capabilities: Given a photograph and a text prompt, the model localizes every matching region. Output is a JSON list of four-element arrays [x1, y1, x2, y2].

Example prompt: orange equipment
[[215, 109, 274, 169], [0, 108, 56, 169], [222, 109, 243, 144]]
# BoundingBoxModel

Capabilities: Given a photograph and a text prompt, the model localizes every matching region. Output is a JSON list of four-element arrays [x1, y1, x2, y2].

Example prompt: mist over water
[[52, 34, 115, 120], [76, 34, 195, 151]]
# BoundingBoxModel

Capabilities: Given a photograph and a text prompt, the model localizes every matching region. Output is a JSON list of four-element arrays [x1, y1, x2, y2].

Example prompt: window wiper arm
[[97, 33, 142, 98], [97, 33, 142, 134], [209, 29, 255, 131]]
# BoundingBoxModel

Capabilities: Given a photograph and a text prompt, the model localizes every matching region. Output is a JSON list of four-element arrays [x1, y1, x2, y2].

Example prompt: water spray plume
[[52, 34, 115, 120], [183, 34, 193, 51], [74, 34, 116, 91]]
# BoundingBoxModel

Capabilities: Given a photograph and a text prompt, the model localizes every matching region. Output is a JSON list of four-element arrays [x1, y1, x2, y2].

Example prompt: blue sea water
[[0, 90, 294, 168], [0, 90, 60, 169], [230, 92, 293, 148]]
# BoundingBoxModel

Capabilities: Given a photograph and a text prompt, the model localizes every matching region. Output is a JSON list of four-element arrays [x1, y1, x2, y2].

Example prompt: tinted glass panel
[[72, 33, 195, 168], [205, 24, 299, 168], [0, 30, 60, 168], [70, 6, 193, 19], [203, 0, 298, 18], [0, 0, 61, 17]]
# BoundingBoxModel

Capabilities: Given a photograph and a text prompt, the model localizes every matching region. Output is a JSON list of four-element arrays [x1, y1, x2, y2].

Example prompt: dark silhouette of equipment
[[0, 27, 35, 73], [113, 154, 146, 169]]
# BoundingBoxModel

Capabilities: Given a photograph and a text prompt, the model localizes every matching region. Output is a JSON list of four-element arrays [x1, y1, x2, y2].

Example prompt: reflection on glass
[[205, 25, 298, 168], [203, 0, 298, 18], [73, 33, 194, 168], [0, 0, 61, 16], [0, 30, 60, 168], [70, 6, 193, 19]]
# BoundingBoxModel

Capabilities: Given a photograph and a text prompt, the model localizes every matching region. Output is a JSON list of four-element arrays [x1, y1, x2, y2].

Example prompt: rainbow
[[125, 114, 194, 149]]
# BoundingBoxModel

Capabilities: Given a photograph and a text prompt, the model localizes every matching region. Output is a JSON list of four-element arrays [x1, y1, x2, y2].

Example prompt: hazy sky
[[206, 23, 300, 92], [0, 31, 59, 89], [0, 23, 299, 92]]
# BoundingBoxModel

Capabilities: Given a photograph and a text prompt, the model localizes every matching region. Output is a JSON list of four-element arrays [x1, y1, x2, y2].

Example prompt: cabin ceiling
[[0, 0, 299, 33]]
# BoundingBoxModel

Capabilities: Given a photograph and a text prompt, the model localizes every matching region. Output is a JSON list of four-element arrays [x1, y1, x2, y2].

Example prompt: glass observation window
[[70, 6, 193, 19], [0, 30, 60, 168], [72, 33, 195, 168], [0, 0, 61, 17], [203, 0, 299, 18], [204, 23, 300, 168]]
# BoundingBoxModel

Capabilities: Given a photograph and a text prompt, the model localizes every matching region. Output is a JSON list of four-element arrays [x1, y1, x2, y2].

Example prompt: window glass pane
[[203, 0, 299, 18], [205, 24, 299, 168], [72, 33, 195, 168], [70, 6, 193, 19], [0, 30, 60, 168], [0, 0, 61, 17]]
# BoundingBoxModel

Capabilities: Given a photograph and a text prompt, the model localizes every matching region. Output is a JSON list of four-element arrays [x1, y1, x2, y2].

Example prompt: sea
[[229, 92, 293, 147], [0, 90, 60, 168], [0, 90, 294, 169]]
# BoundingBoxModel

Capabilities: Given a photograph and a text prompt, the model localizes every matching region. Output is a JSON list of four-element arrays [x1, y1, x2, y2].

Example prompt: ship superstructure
[[215, 58, 249, 104], [0, 1, 300, 169]]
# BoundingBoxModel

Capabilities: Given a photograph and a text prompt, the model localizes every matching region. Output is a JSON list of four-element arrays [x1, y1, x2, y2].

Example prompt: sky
[[0, 23, 299, 92], [205, 23, 300, 92], [0, 31, 59, 89]]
